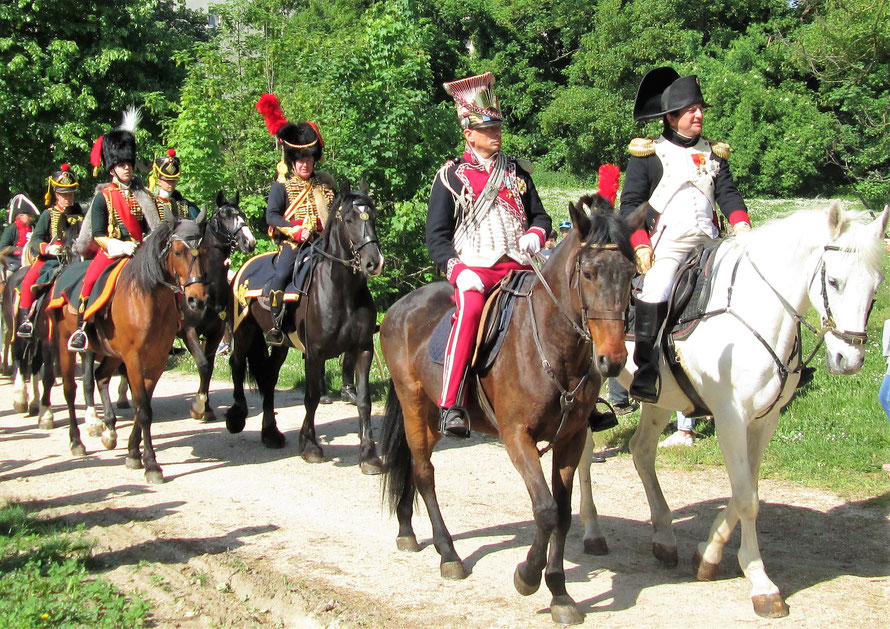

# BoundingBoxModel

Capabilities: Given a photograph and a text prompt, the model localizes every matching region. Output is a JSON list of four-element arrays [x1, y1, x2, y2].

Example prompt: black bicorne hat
[[278, 121, 323, 163], [633, 67, 709, 122]]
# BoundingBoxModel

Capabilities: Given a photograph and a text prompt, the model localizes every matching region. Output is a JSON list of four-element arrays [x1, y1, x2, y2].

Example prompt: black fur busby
[[278, 121, 323, 164], [633, 67, 709, 122], [90, 107, 140, 175]]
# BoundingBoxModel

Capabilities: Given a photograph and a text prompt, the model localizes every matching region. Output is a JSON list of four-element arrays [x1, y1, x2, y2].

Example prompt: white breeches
[[639, 228, 717, 303]]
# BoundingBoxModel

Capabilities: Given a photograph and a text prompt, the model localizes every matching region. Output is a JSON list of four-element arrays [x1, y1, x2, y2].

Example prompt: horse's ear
[[359, 178, 370, 197], [195, 207, 207, 226], [215, 190, 224, 208], [827, 200, 846, 240], [568, 200, 590, 239], [234, 191, 240, 206], [625, 202, 649, 234], [339, 180, 351, 197], [868, 204, 890, 241]]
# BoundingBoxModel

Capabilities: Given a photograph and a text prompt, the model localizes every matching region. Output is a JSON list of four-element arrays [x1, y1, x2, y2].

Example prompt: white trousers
[[639, 227, 717, 303]]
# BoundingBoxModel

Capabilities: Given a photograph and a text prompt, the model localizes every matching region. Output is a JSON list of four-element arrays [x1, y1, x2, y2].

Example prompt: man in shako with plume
[[620, 67, 750, 403], [255, 93, 336, 346], [67, 108, 164, 352], [0, 196, 39, 274], [426, 72, 552, 438], [150, 149, 200, 221], [16, 163, 83, 338]]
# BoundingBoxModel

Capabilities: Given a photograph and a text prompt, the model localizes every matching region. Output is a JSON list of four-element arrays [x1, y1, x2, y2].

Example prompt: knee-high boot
[[265, 290, 286, 346], [67, 297, 90, 352], [629, 300, 668, 403]]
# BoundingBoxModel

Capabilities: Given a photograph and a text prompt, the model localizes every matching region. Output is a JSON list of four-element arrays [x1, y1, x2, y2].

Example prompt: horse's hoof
[[13, 401, 26, 414], [513, 563, 541, 596], [70, 443, 86, 457], [101, 431, 117, 451], [117, 400, 130, 410], [225, 407, 247, 433], [27, 403, 39, 417], [262, 430, 286, 449], [38, 418, 54, 430], [190, 408, 204, 420], [359, 457, 384, 475], [125, 457, 144, 470], [652, 542, 678, 568], [440, 561, 466, 580], [86, 423, 104, 438], [583, 536, 609, 556], [300, 446, 324, 463], [550, 596, 584, 625], [692, 550, 719, 581], [396, 535, 419, 552], [145, 469, 165, 485], [752, 593, 789, 618], [202, 408, 218, 423]]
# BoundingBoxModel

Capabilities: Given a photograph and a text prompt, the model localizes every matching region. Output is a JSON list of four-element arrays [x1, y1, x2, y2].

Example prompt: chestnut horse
[[48, 215, 209, 483], [379, 197, 644, 625]]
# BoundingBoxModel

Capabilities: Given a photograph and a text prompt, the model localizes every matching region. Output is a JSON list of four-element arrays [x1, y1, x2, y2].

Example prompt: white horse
[[578, 202, 888, 618]]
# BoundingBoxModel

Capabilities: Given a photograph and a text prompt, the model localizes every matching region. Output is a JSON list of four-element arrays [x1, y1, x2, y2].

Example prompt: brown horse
[[48, 216, 209, 483], [379, 196, 644, 624]]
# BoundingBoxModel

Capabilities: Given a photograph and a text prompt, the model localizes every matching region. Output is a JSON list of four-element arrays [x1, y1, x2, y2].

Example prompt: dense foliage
[[1, 0, 887, 304]]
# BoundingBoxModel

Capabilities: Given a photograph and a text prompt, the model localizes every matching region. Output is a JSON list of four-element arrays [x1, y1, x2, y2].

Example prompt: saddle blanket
[[46, 259, 128, 320], [232, 247, 316, 332], [428, 271, 531, 373]]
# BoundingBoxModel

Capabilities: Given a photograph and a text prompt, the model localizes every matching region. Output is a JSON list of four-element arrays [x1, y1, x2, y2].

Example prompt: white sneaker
[[658, 430, 694, 448]]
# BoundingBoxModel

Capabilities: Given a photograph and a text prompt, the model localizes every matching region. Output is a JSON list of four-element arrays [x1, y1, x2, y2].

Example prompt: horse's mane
[[575, 194, 635, 262], [119, 222, 175, 294], [741, 206, 883, 276]]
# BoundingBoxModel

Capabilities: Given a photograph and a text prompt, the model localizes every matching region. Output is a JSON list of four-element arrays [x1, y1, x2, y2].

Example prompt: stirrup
[[264, 328, 286, 347], [67, 328, 88, 352], [16, 321, 33, 338], [439, 406, 471, 439]]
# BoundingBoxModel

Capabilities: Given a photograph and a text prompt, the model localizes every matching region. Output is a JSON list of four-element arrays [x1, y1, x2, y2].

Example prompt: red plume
[[60, 163, 70, 172], [597, 164, 620, 205], [90, 136, 104, 175], [256, 93, 288, 136], [167, 148, 176, 157]]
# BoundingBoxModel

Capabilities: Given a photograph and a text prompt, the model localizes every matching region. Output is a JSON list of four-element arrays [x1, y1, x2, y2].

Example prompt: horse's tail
[[380, 379, 414, 514]]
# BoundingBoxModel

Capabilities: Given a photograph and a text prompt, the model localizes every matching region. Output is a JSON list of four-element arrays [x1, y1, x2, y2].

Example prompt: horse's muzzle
[[366, 255, 385, 278], [597, 354, 626, 378]]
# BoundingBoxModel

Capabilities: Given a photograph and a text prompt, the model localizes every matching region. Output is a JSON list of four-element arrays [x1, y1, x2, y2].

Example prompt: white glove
[[732, 222, 751, 236], [518, 232, 542, 255], [45, 244, 62, 256], [455, 268, 484, 293], [106, 239, 137, 258]]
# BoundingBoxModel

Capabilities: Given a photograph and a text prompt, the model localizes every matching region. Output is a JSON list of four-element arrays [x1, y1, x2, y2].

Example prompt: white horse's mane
[[740, 204, 883, 276]]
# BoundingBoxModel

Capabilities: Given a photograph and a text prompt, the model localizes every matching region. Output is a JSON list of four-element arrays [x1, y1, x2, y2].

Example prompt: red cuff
[[39, 242, 50, 255], [447, 260, 466, 284], [629, 229, 651, 250], [727, 210, 750, 227], [525, 226, 547, 247]]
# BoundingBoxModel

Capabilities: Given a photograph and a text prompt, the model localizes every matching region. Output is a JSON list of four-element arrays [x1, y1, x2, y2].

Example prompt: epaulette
[[516, 157, 534, 174], [629, 138, 655, 158], [705, 138, 731, 160]]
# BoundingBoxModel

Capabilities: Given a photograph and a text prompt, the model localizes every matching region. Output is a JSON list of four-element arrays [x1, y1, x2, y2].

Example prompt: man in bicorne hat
[[67, 108, 163, 352], [0, 195, 39, 275], [150, 149, 200, 222], [256, 93, 336, 346], [426, 72, 552, 438], [16, 163, 84, 338], [620, 67, 750, 403]]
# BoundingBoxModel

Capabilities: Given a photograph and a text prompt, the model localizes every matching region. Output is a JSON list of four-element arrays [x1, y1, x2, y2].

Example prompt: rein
[[159, 229, 206, 294], [315, 198, 379, 274]]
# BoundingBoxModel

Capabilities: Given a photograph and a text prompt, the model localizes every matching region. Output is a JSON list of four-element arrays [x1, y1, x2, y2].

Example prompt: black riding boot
[[67, 297, 89, 352], [16, 303, 37, 338], [629, 300, 668, 403], [265, 290, 287, 346]]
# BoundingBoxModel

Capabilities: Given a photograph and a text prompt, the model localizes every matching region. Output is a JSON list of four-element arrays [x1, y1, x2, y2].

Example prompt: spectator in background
[[558, 220, 572, 239], [541, 230, 557, 257]]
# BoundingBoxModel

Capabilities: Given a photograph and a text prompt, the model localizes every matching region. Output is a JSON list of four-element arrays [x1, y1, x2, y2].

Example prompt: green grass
[[184, 179, 890, 498], [0, 502, 150, 628]]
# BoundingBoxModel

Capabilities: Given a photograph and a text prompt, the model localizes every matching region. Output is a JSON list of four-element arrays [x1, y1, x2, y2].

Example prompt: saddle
[[626, 241, 724, 417], [231, 245, 317, 333], [46, 259, 128, 320], [428, 270, 533, 372]]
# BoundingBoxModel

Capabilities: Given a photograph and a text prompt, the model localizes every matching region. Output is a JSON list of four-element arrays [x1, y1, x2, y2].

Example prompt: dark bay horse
[[379, 197, 644, 625], [49, 216, 209, 483], [180, 192, 255, 422], [225, 182, 385, 473]]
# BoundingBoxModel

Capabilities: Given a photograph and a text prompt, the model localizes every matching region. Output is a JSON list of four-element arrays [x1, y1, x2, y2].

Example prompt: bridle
[[811, 245, 871, 346], [207, 205, 250, 253], [160, 228, 206, 293], [315, 197, 379, 274]]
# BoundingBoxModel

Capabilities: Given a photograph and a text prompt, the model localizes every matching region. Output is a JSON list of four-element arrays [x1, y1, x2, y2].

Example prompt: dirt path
[[1, 371, 888, 628]]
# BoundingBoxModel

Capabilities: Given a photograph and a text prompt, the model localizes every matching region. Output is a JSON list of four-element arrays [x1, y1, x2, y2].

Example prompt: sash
[[283, 185, 312, 223], [103, 186, 144, 242], [452, 153, 507, 254]]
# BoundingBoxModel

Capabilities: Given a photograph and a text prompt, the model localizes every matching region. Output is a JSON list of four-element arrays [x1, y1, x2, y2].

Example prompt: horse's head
[[166, 212, 210, 313], [562, 195, 643, 377], [809, 202, 887, 374], [211, 191, 256, 254], [325, 180, 384, 278]]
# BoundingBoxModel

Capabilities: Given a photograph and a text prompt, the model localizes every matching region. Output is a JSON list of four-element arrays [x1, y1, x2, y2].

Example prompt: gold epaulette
[[629, 138, 655, 158], [707, 139, 731, 160]]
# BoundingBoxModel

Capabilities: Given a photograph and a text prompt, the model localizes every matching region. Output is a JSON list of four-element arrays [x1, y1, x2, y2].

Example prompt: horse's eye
[[827, 277, 839, 290], [582, 268, 595, 281]]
